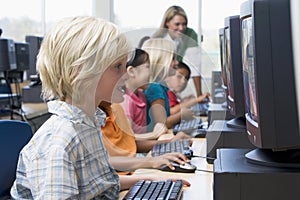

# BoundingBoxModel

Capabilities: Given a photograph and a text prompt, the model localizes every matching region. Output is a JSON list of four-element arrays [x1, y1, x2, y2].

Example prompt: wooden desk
[[119, 138, 214, 200], [21, 102, 48, 120]]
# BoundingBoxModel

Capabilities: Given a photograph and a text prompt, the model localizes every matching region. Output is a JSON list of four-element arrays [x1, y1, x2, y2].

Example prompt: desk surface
[[119, 138, 214, 200], [21, 102, 48, 119]]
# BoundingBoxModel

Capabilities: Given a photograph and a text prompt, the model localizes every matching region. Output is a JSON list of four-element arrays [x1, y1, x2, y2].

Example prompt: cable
[[191, 154, 216, 161], [190, 154, 215, 173], [195, 168, 214, 173]]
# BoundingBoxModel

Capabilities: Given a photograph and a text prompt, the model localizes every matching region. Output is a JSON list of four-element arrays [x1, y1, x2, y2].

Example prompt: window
[[0, 0, 92, 43]]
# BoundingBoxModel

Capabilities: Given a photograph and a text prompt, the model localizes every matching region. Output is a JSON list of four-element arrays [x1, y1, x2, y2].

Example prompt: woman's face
[[166, 14, 187, 39]]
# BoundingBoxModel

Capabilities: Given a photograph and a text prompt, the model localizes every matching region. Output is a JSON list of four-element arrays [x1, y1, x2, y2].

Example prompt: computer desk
[[119, 133, 214, 200]]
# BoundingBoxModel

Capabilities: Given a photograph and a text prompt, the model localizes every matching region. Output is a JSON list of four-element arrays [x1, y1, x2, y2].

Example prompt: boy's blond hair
[[37, 16, 131, 103], [141, 38, 175, 82]]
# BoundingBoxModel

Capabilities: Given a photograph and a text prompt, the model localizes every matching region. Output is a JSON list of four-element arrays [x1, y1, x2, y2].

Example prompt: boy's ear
[[126, 66, 135, 77]]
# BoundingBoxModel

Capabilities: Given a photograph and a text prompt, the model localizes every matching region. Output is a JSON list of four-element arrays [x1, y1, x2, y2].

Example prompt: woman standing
[[153, 5, 205, 96]]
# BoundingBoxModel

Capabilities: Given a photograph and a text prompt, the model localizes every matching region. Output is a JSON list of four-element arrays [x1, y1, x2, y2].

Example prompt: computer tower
[[0, 38, 17, 71], [25, 35, 43, 79], [214, 148, 300, 200], [206, 120, 255, 163], [14, 42, 30, 71]]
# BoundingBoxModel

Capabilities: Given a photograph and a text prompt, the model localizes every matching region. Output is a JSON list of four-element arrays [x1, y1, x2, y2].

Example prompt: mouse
[[190, 129, 206, 138], [159, 161, 196, 173]]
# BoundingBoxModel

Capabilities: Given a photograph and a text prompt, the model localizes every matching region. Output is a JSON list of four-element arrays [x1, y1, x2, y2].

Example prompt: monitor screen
[[224, 28, 231, 99], [241, 13, 257, 123], [241, 0, 300, 168], [219, 28, 227, 88], [223, 15, 246, 129]]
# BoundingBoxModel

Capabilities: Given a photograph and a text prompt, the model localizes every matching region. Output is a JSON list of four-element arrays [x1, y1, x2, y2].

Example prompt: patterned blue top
[[10, 100, 120, 199], [143, 82, 170, 131]]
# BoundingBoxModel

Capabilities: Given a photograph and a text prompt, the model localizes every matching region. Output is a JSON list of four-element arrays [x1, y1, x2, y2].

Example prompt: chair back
[[0, 77, 12, 94], [0, 120, 32, 197]]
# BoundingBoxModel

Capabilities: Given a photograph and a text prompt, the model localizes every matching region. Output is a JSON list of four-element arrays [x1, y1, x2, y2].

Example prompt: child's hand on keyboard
[[196, 92, 211, 103], [181, 107, 195, 121], [150, 152, 188, 169], [171, 131, 192, 145]]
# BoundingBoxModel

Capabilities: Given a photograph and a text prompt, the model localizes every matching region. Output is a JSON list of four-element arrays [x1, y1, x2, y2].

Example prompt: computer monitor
[[0, 38, 17, 71], [219, 28, 228, 101], [241, 0, 300, 168], [223, 15, 246, 129], [14, 42, 30, 71], [6, 42, 30, 82], [25, 35, 43, 80]]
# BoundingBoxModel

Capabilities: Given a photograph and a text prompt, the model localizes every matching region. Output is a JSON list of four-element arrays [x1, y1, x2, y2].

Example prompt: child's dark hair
[[138, 36, 150, 48], [126, 48, 149, 68], [177, 61, 191, 79]]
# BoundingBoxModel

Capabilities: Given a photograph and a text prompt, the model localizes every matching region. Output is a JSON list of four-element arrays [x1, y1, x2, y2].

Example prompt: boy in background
[[166, 61, 210, 115]]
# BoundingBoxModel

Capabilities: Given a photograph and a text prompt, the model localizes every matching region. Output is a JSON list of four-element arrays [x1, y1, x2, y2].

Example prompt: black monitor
[[14, 42, 30, 71], [219, 28, 228, 99], [25, 35, 43, 80], [241, 0, 300, 168], [6, 42, 30, 82], [224, 15, 246, 129], [0, 38, 17, 71]]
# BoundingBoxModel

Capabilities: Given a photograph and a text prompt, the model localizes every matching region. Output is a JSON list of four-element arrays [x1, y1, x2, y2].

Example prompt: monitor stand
[[226, 116, 246, 129], [206, 120, 255, 164], [207, 103, 234, 126], [214, 148, 300, 200], [245, 148, 300, 168], [221, 101, 227, 108]]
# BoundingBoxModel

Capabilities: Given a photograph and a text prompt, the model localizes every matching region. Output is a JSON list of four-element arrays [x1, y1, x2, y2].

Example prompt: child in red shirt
[[166, 61, 210, 115]]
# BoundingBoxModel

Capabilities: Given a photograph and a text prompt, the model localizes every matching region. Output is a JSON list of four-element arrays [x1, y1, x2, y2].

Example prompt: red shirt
[[168, 90, 180, 107]]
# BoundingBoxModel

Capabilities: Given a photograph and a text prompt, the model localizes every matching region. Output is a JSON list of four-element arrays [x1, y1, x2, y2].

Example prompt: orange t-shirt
[[101, 104, 137, 158]]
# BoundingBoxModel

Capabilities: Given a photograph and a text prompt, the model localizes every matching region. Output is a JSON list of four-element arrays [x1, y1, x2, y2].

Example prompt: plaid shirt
[[10, 100, 120, 199]]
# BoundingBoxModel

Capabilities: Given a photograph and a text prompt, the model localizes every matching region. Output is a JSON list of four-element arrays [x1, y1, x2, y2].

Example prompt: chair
[[0, 120, 33, 198], [0, 77, 22, 119]]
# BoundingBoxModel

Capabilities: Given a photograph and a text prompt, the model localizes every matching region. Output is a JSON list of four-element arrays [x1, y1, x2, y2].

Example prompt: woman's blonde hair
[[153, 5, 188, 38], [37, 16, 131, 103], [141, 38, 175, 82]]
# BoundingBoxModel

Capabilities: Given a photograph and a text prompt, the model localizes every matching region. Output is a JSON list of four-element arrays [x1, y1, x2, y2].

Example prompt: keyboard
[[123, 179, 183, 200], [191, 103, 209, 116], [173, 118, 207, 138], [151, 139, 193, 159]]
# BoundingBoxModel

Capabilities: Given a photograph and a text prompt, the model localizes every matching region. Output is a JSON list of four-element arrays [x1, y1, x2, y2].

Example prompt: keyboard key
[[123, 179, 183, 200], [151, 139, 193, 159]]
